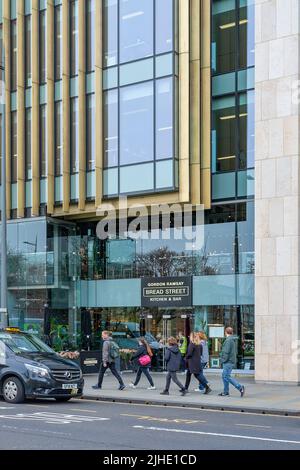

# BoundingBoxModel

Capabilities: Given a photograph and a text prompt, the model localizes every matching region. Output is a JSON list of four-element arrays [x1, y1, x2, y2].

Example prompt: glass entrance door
[[142, 308, 193, 370]]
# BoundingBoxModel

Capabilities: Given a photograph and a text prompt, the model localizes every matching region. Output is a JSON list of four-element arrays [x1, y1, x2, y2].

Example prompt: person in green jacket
[[178, 331, 188, 371], [219, 327, 245, 397]]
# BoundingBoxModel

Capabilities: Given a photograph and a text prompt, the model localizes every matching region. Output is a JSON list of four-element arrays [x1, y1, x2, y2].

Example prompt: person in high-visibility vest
[[178, 331, 188, 371]]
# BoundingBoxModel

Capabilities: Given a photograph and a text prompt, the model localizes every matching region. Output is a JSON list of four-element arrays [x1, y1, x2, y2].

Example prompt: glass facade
[[0, 0, 255, 372], [103, 0, 178, 197], [212, 0, 255, 201]]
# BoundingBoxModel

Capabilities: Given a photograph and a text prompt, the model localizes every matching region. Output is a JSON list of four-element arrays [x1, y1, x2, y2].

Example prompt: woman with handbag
[[129, 338, 156, 390]]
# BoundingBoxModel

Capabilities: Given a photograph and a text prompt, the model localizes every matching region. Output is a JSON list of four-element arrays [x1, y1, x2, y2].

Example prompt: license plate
[[62, 384, 78, 390]]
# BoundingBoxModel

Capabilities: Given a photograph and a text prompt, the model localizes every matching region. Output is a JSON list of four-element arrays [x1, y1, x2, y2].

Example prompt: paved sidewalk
[[82, 371, 300, 416]]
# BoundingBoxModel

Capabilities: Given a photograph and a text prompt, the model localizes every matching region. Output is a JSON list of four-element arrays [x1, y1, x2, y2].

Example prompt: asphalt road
[[0, 398, 300, 450]]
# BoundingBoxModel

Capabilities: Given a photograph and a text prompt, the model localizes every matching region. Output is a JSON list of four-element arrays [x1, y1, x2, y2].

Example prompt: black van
[[0, 328, 84, 404]]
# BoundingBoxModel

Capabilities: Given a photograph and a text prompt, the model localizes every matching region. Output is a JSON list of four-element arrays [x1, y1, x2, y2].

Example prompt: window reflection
[[120, 81, 154, 165], [212, 96, 236, 172], [55, 5, 62, 80], [212, 0, 236, 75], [39, 10, 47, 83], [86, 0, 95, 72], [70, 97, 79, 173], [25, 15, 32, 87], [104, 89, 118, 168], [70, 0, 79, 76], [103, 0, 118, 67], [87, 94, 95, 171], [239, 91, 255, 170], [25, 109, 32, 180], [155, 0, 173, 54], [120, 0, 153, 63], [11, 20, 17, 91], [156, 78, 173, 160]]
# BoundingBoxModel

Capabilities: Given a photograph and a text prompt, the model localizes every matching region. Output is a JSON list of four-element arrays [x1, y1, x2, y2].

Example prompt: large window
[[104, 89, 118, 168], [156, 78, 173, 160], [54, 5, 62, 81], [212, 96, 236, 173], [120, 81, 154, 165], [25, 15, 32, 87], [70, 97, 79, 173], [11, 20, 17, 91], [212, 0, 255, 75], [25, 109, 32, 180], [70, 0, 79, 76], [103, 1, 178, 196], [103, 0, 118, 67], [86, 0, 95, 72], [211, 0, 255, 202], [120, 0, 153, 63], [212, 91, 255, 173], [155, 0, 174, 54], [86, 94, 95, 171], [55, 101, 63, 176], [39, 10, 47, 84], [40, 105, 47, 177], [11, 112, 17, 183]]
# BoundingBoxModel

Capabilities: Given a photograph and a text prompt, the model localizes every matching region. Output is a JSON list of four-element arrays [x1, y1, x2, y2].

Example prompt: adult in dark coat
[[161, 337, 186, 395], [184, 333, 212, 395]]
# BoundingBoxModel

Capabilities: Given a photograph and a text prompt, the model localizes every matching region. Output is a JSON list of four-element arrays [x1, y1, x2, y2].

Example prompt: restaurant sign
[[141, 276, 192, 308]]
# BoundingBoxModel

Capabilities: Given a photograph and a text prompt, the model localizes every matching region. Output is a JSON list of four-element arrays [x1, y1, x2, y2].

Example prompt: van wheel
[[3, 377, 25, 404], [55, 397, 72, 402]]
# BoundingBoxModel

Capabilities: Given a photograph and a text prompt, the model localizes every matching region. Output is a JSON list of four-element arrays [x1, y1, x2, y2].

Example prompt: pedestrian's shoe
[[160, 390, 169, 395], [92, 385, 101, 389], [218, 392, 229, 396], [180, 389, 186, 396], [129, 383, 136, 389], [204, 385, 212, 395], [119, 384, 126, 391], [147, 386, 156, 390], [240, 385, 245, 397], [194, 388, 201, 392]]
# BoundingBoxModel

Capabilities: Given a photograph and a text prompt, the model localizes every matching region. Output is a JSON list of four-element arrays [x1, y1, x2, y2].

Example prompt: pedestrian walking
[[160, 337, 186, 396], [183, 332, 212, 395], [129, 338, 156, 390], [195, 331, 210, 392], [178, 331, 188, 371], [92, 331, 125, 390], [219, 327, 245, 397]]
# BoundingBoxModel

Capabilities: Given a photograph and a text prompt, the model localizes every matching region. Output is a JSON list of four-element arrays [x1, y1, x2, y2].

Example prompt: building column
[[255, 0, 300, 383]]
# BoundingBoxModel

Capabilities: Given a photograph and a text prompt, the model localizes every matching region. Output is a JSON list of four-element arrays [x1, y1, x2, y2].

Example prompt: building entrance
[[140, 309, 193, 371]]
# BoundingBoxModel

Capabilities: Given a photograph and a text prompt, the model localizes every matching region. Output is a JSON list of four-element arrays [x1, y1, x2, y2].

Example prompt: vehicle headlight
[[25, 363, 50, 379]]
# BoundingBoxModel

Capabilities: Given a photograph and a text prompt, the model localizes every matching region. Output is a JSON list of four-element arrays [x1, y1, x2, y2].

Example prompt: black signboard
[[80, 350, 101, 374], [141, 276, 192, 308]]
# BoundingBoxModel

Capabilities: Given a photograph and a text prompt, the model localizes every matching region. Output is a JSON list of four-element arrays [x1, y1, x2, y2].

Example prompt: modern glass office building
[[1, 0, 297, 382]]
